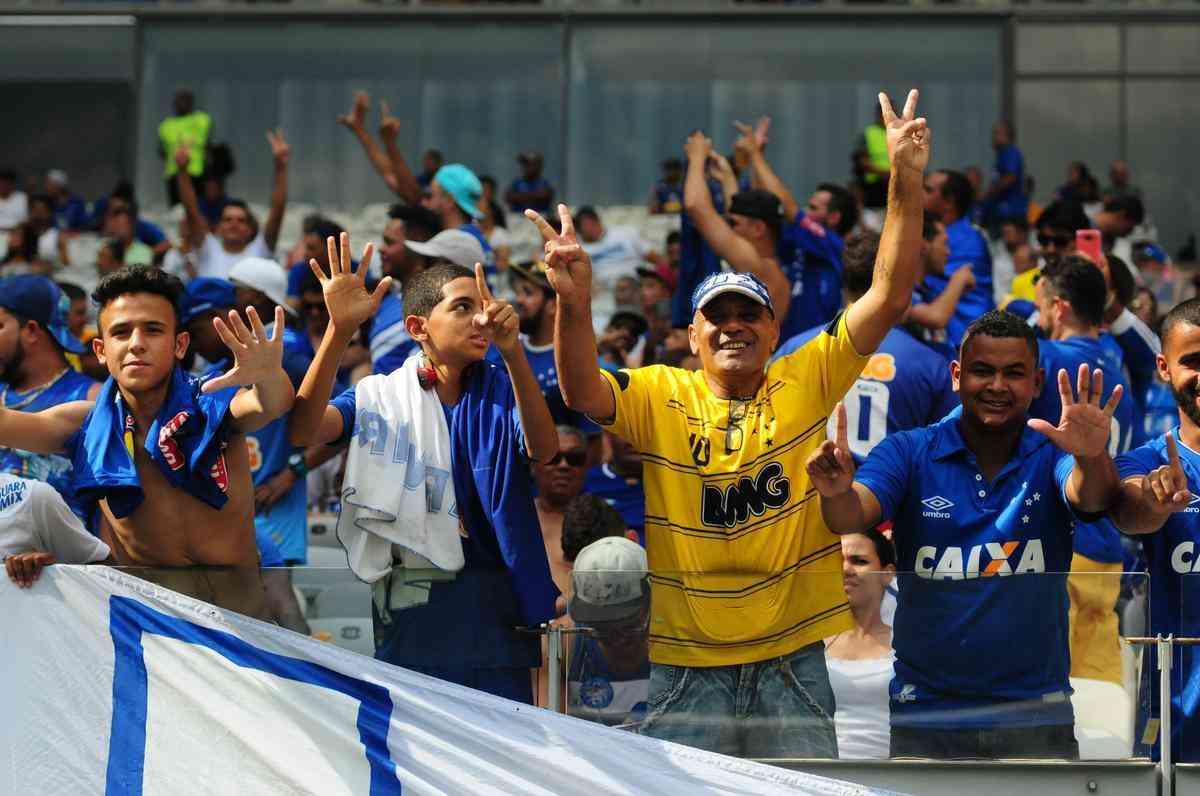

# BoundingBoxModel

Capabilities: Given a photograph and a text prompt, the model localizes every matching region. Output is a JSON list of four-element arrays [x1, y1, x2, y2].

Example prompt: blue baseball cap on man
[[0, 275, 85, 353], [180, 277, 236, 327], [691, 271, 775, 318], [433, 164, 484, 220]]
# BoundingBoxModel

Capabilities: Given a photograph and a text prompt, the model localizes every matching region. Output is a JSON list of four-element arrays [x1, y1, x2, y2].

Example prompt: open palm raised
[[524, 204, 592, 305], [879, 89, 931, 175], [1027, 363, 1124, 458], [309, 232, 392, 336]]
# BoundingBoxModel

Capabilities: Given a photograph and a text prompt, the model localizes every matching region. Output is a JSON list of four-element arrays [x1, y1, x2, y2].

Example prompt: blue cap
[[0, 275, 84, 353], [180, 277, 236, 326], [433, 164, 483, 220], [1135, 243, 1168, 265], [691, 271, 775, 317]]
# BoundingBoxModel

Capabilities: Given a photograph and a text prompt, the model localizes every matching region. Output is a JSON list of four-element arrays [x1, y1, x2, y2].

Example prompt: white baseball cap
[[569, 536, 650, 624], [228, 257, 298, 317], [405, 229, 485, 270]]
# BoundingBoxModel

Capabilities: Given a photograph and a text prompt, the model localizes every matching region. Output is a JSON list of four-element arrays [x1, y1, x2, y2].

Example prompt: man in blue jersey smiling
[[808, 310, 1125, 759], [1111, 297, 1200, 762]]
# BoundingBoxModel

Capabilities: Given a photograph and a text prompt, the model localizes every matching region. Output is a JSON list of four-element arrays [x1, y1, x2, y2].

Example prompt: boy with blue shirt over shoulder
[[808, 310, 1124, 759], [289, 233, 560, 704], [1110, 297, 1200, 762]]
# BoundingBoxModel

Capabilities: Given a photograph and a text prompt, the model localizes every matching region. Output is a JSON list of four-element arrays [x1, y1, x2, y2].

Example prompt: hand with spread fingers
[[473, 263, 519, 356], [806, 402, 858, 498], [337, 91, 370, 131], [309, 232, 392, 337], [1141, 433, 1193, 518], [202, 305, 288, 394], [879, 89, 930, 175], [1027, 363, 1123, 458], [523, 204, 592, 306], [5, 551, 55, 588]]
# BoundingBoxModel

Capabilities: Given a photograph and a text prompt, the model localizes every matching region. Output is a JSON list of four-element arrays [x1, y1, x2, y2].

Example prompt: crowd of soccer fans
[[1, 84, 1198, 765]]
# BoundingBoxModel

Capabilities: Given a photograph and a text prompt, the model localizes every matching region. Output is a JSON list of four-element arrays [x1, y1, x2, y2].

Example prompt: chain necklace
[[0, 367, 71, 410]]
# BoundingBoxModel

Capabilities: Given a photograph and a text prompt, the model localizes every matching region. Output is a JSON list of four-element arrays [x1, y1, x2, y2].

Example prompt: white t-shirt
[[582, 226, 651, 287], [0, 191, 28, 230], [0, 474, 110, 563], [197, 232, 272, 280], [162, 247, 199, 282], [487, 226, 511, 251], [826, 653, 895, 760], [36, 228, 60, 266]]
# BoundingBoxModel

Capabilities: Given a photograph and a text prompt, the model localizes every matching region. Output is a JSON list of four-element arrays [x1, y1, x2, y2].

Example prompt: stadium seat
[[309, 618, 374, 657]]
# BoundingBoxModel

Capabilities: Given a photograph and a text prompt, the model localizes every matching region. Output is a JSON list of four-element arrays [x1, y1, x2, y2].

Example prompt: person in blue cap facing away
[[426, 163, 495, 281], [0, 265, 295, 619], [0, 275, 99, 525]]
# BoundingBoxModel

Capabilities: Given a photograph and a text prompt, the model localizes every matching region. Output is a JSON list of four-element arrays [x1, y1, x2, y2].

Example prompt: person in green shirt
[[159, 91, 211, 206], [102, 207, 154, 267]]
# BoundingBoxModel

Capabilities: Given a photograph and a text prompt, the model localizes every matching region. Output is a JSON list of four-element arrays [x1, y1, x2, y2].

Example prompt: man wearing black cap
[[682, 131, 792, 330], [0, 276, 99, 523], [525, 89, 931, 759]]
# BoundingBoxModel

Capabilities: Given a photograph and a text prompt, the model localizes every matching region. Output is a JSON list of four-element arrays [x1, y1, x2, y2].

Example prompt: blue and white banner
[[0, 567, 897, 795]]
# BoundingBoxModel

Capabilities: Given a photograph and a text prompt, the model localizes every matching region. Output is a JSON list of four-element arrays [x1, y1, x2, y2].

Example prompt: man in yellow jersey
[[159, 90, 211, 207], [523, 90, 930, 759]]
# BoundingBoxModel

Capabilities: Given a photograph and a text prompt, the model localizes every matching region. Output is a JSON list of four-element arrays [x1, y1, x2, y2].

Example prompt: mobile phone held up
[[1076, 229, 1103, 266]]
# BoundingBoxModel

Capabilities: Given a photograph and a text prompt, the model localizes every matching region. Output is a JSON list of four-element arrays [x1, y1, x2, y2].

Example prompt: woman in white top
[[824, 528, 897, 760]]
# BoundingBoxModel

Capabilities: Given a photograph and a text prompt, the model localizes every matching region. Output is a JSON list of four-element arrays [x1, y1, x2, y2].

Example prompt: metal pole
[[1159, 634, 1174, 796], [547, 623, 563, 713]]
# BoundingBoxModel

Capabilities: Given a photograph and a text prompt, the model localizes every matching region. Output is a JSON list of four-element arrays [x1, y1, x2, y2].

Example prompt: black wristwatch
[[287, 452, 308, 478]]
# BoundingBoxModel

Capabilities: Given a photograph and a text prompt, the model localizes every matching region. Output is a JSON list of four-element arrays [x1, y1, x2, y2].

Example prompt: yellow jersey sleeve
[[596, 366, 672, 451], [768, 311, 870, 413]]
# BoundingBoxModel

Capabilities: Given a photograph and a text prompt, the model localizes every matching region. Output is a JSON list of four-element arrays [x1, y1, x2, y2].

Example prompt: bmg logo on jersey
[[700, 462, 790, 528], [920, 495, 954, 518], [915, 539, 1046, 580]]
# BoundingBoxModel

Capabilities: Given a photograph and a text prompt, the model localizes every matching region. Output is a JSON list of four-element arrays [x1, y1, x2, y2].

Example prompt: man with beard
[[366, 204, 442, 375], [0, 277, 99, 524], [1111, 297, 1200, 763], [810, 310, 1124, 759]]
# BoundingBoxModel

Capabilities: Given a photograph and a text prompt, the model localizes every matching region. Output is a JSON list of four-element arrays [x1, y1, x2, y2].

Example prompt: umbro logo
[[921, 495, 953, 518], [1188, 494, 1200, 514]]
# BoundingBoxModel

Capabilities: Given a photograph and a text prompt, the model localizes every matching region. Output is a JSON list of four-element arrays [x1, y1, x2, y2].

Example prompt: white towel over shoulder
[[337, 357, 463, 582]]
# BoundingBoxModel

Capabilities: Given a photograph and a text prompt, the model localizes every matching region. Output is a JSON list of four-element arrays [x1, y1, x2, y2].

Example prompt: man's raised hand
[[309, 232, 391, 337], [266, 129, 290, 167], [472, 263, 519, 355], [201, 305, 287, 394], [379, 101, 401, 143], [524, 204, 592, 305], [806, 402, 857, 497], [1027, 364, 1123, 458], [879, 89, 930, 175], [1140, 433, 1193, 517], [337, 91, 370, 131], [685, 130, 713, 163]]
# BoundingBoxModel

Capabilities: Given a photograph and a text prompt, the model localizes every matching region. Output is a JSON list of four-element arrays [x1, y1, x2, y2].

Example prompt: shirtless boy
[[0, 266, 293, 616]]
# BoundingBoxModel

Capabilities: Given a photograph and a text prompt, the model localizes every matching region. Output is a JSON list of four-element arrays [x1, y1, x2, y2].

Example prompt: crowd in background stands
[[1, 84, 1198, 765]]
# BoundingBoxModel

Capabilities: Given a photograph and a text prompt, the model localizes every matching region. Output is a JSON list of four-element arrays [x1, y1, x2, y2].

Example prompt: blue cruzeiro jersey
[[486, 338, 599, 435], [0, 368, 96, 524], [855, 407, 1080, 728], [777, 212, 844, 342], [1117, 430, 1200, 762], [776, 325, 957, 458], [1031, 336, 1135, 566], [922, 217, 994, 348], [1143, 381, 1177, 440]]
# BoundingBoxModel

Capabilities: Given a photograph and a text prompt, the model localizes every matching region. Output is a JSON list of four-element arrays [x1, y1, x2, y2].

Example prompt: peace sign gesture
[[878, 89, 930, 175], [472, 263, 519, 356], [806, 402, 858, 498], [523, 204, 592, 306], [309, 232, 392, 337], [1028, 363, 1124, 457]]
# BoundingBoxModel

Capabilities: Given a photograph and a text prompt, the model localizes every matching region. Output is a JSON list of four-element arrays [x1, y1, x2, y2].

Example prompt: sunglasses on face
[[547, 449, 587, 468], [1037, 233, 1072, 248]]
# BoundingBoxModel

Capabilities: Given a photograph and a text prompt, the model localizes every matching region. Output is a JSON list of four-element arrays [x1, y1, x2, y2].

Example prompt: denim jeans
[[638, 641, 839, 759], [890, 723, 1079, 760]]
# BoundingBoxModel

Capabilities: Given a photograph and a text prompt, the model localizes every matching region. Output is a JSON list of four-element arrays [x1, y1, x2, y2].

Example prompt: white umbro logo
[[921, 496, 954, 512]]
